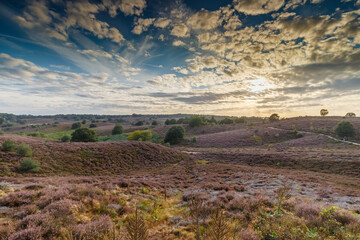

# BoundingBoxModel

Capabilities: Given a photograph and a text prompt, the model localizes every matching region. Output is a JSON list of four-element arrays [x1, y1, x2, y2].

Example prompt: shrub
[[112, 124, 123, 135], [334, 121, 356, 138], [269, 113, 280, 122], [71, 122, 81, 129], [19, 158, 40, 172], [89, 123, 97, 128], [17, 143, 33, 157], [219, 118, 234, 125], [71, 128, 98, 142], [82, 119, 87, 124], [134, 121, 144, 126], [189, 116, 204, 128], [345, 112, 356, 117], [164, 126, 185, 145], [0, 117, 4, 125], [295, 132, 304, 138], [151, 120, 158, 126], [127, 130, 152, 141], [165, 119, 177, 125], [1, 139, 16, 152], [61, 135, 71, 142]]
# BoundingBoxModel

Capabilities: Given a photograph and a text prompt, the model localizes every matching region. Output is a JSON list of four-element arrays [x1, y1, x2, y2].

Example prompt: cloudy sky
[[0, 0, 359, 116]]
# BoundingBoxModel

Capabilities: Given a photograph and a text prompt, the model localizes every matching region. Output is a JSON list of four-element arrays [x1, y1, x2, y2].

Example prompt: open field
[[0, 115, 360, 239]]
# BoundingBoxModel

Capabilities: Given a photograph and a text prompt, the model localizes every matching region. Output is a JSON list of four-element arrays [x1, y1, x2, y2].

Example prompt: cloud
[[170, 24, 190, 37], [132, 18, 155, 34], [172, 40, 186, 46], [233, 0, 285, 15], [77, 49, 113, 59], [103, 0, 147, 16], [154, 18, 171, 28], [16, 0, 125, 44], [187, 9, 222, 30]]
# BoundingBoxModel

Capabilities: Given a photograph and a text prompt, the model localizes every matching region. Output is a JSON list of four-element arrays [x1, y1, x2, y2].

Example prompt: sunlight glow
[[247, 78, 273, 92]]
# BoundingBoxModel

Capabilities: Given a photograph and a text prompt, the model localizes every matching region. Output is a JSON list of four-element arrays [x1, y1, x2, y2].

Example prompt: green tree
[[189, 116, 204, 128], [82, 119, 87, 124], [269, 113, 280, 122], [151, 120, 158, 126], [164, 126, 185, 145], [89, 123, 97, 128], [134, 121, 144, 126], [71, 122, 82, 129], [0, 117, 5, 125], [334, 121, 356, 138], [19, 158, 40, 172], [1, 139, 16, 152], [71, 128, 98, 142], [219, 118, 234, 125], [112, 124, 123, 135], [17, 143, 33, 157]]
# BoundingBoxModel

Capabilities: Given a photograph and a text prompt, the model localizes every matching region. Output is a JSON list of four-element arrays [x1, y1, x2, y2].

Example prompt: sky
[[0, 0, 359, 117]]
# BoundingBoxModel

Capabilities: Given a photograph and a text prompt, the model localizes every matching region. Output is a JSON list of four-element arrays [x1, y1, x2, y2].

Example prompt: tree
[[320, 109, 329, 116], [334, 121, 356, 138], [19, 158, 40, 172], [164, 126, 185, 145], [0, 117, 4, 125], [189, 116, 204, 128], [82, 119, 87, 124], [17, 143, 33, 157], [112, 124, 123, 135], [269, 113, 280, 122], [1, 139, 16, 152], [345, 112, 356, 117], [71, 122, 82, 129], [151, 120, 158, 126], [89, 123, 97, 128], [165, 119, 177, 125], [71, 128, 98, 142]]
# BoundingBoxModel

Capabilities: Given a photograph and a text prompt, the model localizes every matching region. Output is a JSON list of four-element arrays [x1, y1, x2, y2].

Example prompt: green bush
[[61, 135, 71, 142], [189, 116, 204, 128], [334, 121, 356, 138], [19, 158, 40, 172], [89, 123, 97, 128], [134, 121, 144, 126], [151, 120, 158, 126], [127, 130, 152, 141], [219, 118, 234, 125], [71, 122, 82, 129], [1, 139, 16, 152], [17, 143, 33, 157], [164, 126, 185, 145], [71, 128, 98, 142], [112, 124, 123, 135]]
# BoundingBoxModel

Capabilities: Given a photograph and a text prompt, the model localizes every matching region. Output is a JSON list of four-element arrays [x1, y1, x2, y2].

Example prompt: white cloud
[[154, 18, 171, 28], [77, 49, 113, 59], [172, 40, 186, 46], [170, 24, 190, 37], [103, 0, 147, 16], [233, 0, 285, 15], [132, 18, 155, 34], [187, 9, 222, 30]]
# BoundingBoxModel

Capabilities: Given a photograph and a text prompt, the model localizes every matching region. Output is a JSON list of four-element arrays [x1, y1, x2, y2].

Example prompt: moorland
[[0, 113, 359, 240]]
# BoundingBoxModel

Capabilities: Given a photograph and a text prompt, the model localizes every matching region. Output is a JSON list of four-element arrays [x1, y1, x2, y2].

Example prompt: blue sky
[[0, 0, 359, 116]]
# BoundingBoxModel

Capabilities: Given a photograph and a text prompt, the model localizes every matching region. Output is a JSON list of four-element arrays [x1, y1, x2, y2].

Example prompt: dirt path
[[267, 127, 360, 146]]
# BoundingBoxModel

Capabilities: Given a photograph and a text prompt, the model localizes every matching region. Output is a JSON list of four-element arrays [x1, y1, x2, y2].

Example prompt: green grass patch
[[98, 133, 130, 142], [46, 130, 75, 140]]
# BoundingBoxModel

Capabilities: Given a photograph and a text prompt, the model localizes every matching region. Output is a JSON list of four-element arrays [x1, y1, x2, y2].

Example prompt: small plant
[[1, 139, 16, 152], [17, 143, 33, 157], [61, 135, 71, 142], [275, 183, 291, 215], [192, 137, 197, 143], [19, 158, 40, 172], [206, 209, 231, 240], [125, 208, 149, 240], [264, 131, 269, 136], [112, 124, 123, 135]]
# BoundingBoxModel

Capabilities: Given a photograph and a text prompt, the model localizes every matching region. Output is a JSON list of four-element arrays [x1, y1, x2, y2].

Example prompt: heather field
[[0, 115, 360, 239]]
